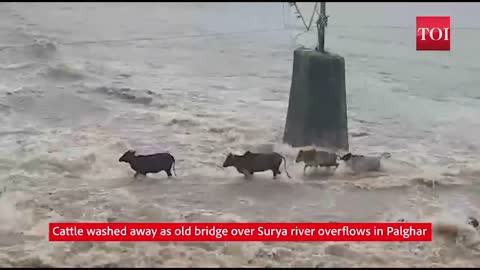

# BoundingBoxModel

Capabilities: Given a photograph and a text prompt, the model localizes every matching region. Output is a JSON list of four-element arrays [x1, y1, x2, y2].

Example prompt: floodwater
[[1, 2, 480, 267]]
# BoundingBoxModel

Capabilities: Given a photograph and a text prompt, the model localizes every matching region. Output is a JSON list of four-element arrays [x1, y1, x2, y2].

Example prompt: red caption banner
[[49, 222, 432, 242]]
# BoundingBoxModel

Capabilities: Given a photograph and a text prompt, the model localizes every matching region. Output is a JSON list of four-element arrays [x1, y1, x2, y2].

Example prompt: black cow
[[222, 151, 291, 179], [119, 150, 176, 178]]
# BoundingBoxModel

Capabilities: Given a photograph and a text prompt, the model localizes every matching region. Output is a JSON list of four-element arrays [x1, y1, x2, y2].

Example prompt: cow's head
[[223, 153, 239, 168], [295, 150, 305, 163], [119, 150, 136, 163], [339, 153, 352, 161]]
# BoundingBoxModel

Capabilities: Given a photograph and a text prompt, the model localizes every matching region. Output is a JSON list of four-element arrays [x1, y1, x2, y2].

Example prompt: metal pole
[[316, 2, 327, 53]]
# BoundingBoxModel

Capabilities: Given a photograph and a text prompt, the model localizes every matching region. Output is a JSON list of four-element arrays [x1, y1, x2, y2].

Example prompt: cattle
[[295, 149, 339, 174], [339, 152, 385, 173], [118, 150, 176, 178], [468, 217, 479, 229], [222, 151, 291, 179]]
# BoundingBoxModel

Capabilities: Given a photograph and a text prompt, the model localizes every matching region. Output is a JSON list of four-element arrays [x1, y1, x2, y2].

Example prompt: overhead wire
[[58, 3, 303, 47], [291, 2, 320, 41]]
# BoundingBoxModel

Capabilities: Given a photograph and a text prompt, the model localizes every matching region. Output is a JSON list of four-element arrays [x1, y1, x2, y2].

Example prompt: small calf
[[339, 153, 382, 173], [295, 149, 339, 174], [222, 151, 291, 179], [118, 150, 176, 178]]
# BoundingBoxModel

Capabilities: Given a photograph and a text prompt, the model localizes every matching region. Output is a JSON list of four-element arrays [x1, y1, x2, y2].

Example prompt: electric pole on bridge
[[316, 2, 327, 53]]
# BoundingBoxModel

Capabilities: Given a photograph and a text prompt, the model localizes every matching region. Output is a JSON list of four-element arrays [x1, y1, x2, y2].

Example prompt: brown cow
[[295, 149, 339, 174], [222, 151, 291, 179]]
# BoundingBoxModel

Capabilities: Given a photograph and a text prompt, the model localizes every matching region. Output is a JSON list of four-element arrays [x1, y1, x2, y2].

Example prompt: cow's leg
[[303, 165, 308, 175], [135, 172, 146, 179], [165, 169, 173, 178], [273, 163, 281, 179], [241, 169, 250, 179]]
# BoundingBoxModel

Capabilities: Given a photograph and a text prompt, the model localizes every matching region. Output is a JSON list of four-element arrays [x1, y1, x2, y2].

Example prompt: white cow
[[339, 152, 391, 173]]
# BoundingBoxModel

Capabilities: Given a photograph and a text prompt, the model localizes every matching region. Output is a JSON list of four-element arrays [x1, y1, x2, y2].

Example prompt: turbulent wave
[[0, 62, 36, 70], [0, 39, 57, 62], [39, 63, 86, 81], [93, 86, 158, 106], [1, 2, 480, 268], [26, 39, 57, 59]]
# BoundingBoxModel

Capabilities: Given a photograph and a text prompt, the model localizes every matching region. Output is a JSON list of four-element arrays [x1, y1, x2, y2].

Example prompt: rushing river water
[[1, 2, 480, 267]]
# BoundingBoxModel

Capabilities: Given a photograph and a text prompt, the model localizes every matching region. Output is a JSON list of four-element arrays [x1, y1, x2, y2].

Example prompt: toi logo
[[416, 16, 450, 51]]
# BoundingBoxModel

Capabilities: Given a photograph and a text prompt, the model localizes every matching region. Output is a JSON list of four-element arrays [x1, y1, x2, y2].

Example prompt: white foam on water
[[1, 2, 480, 267]]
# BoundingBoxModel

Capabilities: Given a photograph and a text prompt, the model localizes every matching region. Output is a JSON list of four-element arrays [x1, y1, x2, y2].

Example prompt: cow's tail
[[281, 155, 292, 178], [172, 156, 177, 176]]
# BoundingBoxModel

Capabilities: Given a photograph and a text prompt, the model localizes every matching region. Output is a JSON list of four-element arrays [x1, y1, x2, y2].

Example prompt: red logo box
[[416, 16, 450, 51]]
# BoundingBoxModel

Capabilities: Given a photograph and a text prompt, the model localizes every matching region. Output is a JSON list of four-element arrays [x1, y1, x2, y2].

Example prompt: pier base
[[283, 48, 348, 151]]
